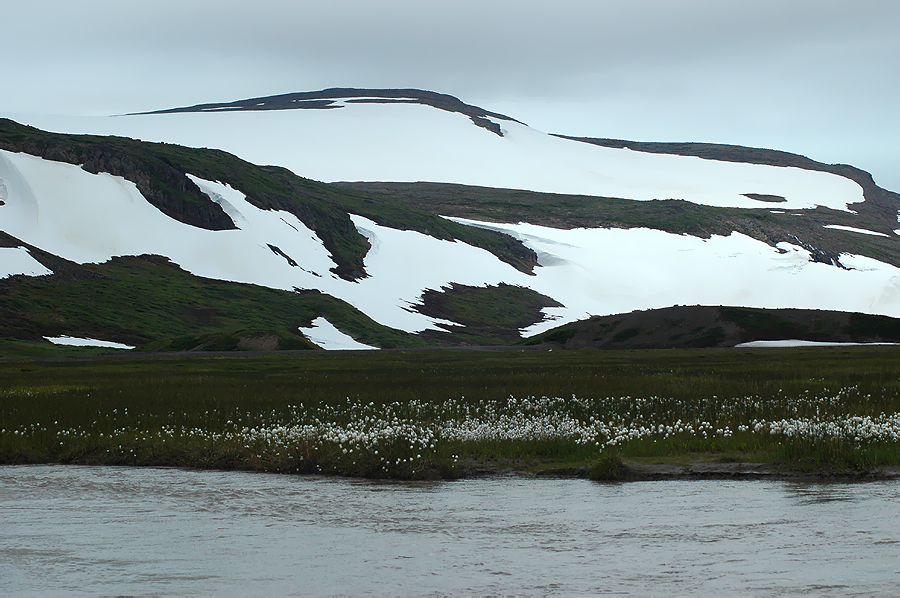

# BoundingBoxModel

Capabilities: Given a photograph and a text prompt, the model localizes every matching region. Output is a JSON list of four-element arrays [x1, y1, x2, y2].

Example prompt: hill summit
[[1, 90, 899, 353]]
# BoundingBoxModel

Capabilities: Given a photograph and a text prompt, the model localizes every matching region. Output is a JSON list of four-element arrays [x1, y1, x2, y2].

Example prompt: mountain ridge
[[2, 90, 900, 353], [134, 87, 524, 137]]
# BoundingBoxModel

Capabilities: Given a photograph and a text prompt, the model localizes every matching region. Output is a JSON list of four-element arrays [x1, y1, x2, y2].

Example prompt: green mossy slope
[[0, 252, 424, 353]]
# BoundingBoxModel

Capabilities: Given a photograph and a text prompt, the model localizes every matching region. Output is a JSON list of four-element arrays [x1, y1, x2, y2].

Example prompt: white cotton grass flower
[[5, 386, 899, 469]]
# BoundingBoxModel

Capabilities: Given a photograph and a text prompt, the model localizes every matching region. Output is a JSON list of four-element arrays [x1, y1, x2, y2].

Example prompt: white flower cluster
[[3, 388, 898, 465], [759, 414, 900, 443]]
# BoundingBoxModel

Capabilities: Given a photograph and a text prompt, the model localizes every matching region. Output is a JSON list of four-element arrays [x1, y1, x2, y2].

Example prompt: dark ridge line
[[554, 135, 846, 172], [131, 88, 525, 137], [742, 193, 787, 204]]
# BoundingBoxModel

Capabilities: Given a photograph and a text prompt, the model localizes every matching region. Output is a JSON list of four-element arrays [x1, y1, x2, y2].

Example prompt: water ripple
[[1, 465, 899, 595]]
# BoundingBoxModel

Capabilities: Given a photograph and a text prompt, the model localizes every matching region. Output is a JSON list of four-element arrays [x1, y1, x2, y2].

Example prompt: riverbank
[[3, 347, 899, 480], [531, 460, 900, 482], [4, 451, 899, 483]]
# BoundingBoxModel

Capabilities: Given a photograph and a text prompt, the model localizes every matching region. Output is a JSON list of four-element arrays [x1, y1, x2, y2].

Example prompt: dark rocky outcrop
[[137, 88, 523, 137]]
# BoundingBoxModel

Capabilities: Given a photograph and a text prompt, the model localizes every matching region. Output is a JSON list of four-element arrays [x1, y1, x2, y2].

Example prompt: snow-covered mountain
[[13, 88, 867, 211], [2, 89, 900, 351]]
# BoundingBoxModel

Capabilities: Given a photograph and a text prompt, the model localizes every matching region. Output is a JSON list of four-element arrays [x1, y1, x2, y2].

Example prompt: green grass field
[[2, 346, 899, 479]]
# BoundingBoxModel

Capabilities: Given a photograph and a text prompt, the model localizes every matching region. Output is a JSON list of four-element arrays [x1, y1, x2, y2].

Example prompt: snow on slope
[[823, 224, 890, 237], [44, 336, 135, 349], [447, 218, 900, 335], [0, 150, 335, 283], [12, 100, 863, 211], [341, 215, 519, 331], [0, 246, 52, 278], [0, 150, 506, 333], [298, 317, 377, 350], [736, 340, 898, 348], [2, 149, 898, 343]]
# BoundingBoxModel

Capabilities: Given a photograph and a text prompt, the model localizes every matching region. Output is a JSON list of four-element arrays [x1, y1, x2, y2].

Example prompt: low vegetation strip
[[2, 347, 899, 479], [0, 253, 423, 352], [338, 181, 900, 270]]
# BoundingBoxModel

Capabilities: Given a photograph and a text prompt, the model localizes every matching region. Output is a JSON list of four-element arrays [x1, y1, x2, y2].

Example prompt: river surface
[[2, 465, 899, 596]]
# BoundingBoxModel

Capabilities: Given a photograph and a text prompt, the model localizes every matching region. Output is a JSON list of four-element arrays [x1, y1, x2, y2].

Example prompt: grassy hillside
[[4, 229, 898, 353], [3, 119, 900, 353], [411, 283, 562, 345], [0, 243, 425, 354], [520, 305, 900, 349]]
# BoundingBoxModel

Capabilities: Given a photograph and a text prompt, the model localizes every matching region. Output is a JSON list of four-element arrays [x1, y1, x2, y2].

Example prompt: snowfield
[[1, 148, 899, 346], [12, 99, 863, 211]]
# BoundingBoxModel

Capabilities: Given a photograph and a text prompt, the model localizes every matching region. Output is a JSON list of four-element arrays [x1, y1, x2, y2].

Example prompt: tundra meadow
[[2, 347, 899, 480]]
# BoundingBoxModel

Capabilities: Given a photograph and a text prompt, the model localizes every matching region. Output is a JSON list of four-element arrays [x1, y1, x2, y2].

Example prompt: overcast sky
[[3, 0, 898, 191]]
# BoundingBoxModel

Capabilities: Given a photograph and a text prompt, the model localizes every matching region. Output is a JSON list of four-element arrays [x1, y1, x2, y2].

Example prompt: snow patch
[[736, 340, 898, 348], [331, 96, 421, 107], [190, 175, 249, 228], [0, 246, 52, 278], [298, 317, 377, 350], [44, 336, 134, 349], [823, 224, 890, 237], [341, 215, 519, 332]]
